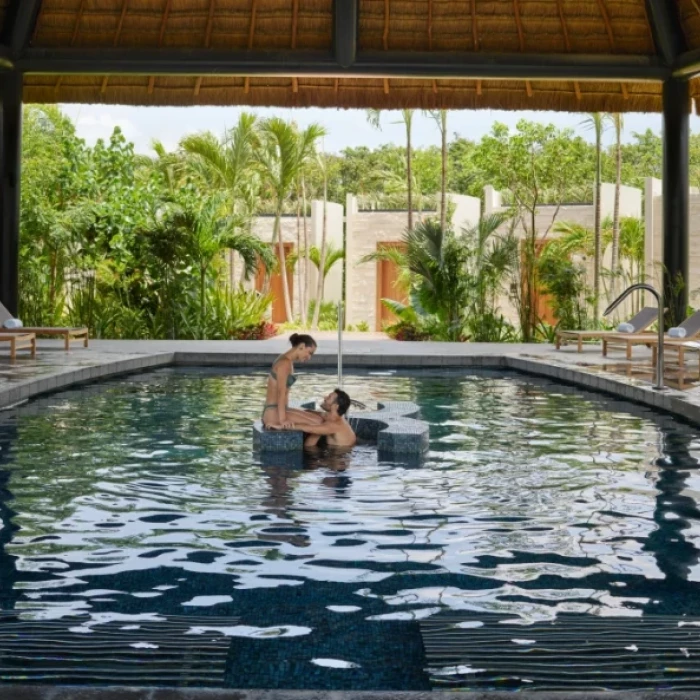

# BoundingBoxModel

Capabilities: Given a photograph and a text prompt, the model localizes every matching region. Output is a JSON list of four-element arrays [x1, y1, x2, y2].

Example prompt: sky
[[59, 103, 700, 156]]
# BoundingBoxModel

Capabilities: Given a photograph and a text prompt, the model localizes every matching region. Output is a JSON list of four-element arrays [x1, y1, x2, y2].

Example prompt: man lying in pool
[[266, 389, 356, 448]]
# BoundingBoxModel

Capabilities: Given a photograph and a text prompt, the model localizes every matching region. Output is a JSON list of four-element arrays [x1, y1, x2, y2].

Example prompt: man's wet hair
[[333, 389, 351, 417]]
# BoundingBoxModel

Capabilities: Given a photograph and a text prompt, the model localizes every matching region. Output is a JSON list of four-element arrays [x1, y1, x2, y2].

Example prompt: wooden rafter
[[149, 0, 172, 94], [470, 1, 480, 95], [512, 0, 532, 97], [56, 0, 86, 92], [244, 0, 258, 94], [291, 0, 299, 93], [194, 0, 216, 96], [595, 0, 615, 50], [555, 0, 581, 101], [639, 0, 656, 48], [692, 0, 700, 17], [428, 0, 437, 93], [102, 0, 130, 95], [383, 0, 390, 94]]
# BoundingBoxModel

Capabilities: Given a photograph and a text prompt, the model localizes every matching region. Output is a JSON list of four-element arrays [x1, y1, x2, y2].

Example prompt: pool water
[[0, 366, 699, 690]]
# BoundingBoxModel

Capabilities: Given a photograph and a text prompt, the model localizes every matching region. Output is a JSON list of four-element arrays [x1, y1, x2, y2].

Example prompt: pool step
[[0, 612, 236, 686], [421, 613, 700, 691]]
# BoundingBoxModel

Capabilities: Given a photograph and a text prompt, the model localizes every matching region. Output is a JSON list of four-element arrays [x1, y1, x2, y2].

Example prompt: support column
[[0, 72, 22, 316], [662, 78, 690, 325]]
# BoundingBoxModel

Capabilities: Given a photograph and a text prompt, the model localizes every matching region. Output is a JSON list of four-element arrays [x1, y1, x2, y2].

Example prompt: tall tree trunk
[[302, 176, 309, 326], [312, 165, 328, 329], [440, 110, 447, 232], [276, 208, 293, 323], [295, 183, 302, 324], [611, 114, 622, 301], [593, 127, 602, 324], [406, 115, 413, 231]]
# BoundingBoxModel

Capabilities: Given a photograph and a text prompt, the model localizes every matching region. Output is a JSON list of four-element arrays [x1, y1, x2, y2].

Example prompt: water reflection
[[0, 368, 698, 688]]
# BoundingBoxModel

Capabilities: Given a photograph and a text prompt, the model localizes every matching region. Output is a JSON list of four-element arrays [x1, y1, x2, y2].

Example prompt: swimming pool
[[0, 366, 699, 690]]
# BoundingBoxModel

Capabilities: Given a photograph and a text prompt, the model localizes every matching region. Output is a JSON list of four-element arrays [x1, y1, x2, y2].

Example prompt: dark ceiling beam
[[333, 0, 358, 68], [673, 47, 700, 79], [16, 48, 669, 81], [1, 0, 43, 55], [644, 0, 686, 65]]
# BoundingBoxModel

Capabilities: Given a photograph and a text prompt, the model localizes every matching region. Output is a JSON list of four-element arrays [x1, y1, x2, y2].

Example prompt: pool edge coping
[[0, 351, 696, 429]]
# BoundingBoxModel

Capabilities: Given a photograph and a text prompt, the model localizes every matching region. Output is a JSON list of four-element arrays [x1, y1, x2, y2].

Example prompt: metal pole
[[337, 301, 344, 388]]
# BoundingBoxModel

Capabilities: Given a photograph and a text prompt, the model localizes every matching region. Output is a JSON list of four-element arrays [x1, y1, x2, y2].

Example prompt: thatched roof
[[4, 0, 700, 112]]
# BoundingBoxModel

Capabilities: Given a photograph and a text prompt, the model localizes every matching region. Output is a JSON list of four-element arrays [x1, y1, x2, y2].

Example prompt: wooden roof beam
[[334, 0, 357, 68], [18, 48, 670, 82], [644, 0, 686, 65], [1, 0, 43, 55]]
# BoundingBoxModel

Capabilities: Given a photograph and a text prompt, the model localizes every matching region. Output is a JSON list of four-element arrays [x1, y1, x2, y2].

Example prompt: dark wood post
[[0, 71, 22, 316], [662, 78, 690, 325]]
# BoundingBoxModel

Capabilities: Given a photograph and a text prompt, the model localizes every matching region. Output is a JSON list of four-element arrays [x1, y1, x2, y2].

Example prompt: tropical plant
[[367, 109, 416, 230], [610, 113, 624, 299], [159, 191, 275, 338], [425, 110, 449, 231], [581, 112, 607, 322], [256, 118, 326, 322]]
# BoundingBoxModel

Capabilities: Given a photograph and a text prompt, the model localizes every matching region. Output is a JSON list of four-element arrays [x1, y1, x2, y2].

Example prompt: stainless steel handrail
[[603, 283, 664, 391]]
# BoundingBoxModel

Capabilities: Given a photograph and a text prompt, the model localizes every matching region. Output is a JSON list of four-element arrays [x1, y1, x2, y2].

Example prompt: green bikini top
[[270, 356, 296, 388]]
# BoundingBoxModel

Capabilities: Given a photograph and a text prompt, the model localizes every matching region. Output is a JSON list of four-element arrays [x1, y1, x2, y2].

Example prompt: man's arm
[[289, 421, 338, 436]]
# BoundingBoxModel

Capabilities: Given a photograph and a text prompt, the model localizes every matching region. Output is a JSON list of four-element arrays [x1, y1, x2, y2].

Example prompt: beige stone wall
[[346, 200, 433, 329], [650, 194, 700, 309]]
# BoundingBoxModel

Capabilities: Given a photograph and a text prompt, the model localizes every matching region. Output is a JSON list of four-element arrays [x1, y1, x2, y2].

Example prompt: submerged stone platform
[[252, 400, 429, 456]]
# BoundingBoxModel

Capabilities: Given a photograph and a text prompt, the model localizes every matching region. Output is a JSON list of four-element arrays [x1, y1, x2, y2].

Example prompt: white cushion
[[2, 318, 22, 329], [669, 327, 687, 338], [616, 322, 635, 333]]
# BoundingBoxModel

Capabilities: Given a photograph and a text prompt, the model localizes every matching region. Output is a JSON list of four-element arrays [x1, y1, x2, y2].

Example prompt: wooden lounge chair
[[555, 307, 658, 353], [0, 332, 36, 361], [0, 301, 88, 350], [602, 309, 700, 360]]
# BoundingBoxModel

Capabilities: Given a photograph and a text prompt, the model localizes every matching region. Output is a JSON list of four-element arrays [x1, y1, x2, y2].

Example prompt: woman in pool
[[262, 333, 324, 428]]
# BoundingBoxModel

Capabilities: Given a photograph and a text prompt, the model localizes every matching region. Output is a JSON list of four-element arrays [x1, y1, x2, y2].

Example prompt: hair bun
[[289, 333, 300, 345]]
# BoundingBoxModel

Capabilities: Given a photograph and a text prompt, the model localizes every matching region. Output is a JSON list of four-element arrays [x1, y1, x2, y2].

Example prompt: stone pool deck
[[0, 333, 699, 427]]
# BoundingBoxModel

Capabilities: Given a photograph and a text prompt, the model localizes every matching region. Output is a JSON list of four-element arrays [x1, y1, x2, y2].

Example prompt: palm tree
[[610, 113, 624, 299], [367, 109, 415, 231], [256, 118, 326, 323], [426, 110, 449, 231], [288, 242, 345, 310], [581, 112, 606, 324], [163, 193, 275, 338], [312, 144, 329, 329], [179, 112, 258, 214]]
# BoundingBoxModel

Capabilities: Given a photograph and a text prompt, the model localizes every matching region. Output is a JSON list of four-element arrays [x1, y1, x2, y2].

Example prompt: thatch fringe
[[24, 74, 666, 113], [11, 1, 697, 113]]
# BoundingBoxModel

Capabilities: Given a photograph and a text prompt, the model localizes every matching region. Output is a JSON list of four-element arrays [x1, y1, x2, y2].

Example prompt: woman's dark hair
[[334, 389, 352, 417], [290, 333, 317, 348]]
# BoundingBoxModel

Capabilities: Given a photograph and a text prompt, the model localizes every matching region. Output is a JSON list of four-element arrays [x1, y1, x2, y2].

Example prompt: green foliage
[[17, 106, 674, 343], [307, 299, 340, 330]]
